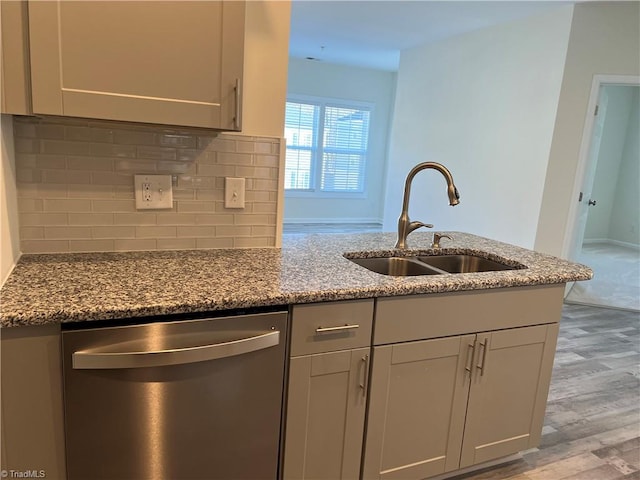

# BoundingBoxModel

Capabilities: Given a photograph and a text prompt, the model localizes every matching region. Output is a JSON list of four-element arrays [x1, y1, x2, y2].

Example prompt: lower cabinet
[[362, 323, 559, 480], [283, 286, 565, 480], [283, 299, 374, 480], [284, 348, 370, 480]]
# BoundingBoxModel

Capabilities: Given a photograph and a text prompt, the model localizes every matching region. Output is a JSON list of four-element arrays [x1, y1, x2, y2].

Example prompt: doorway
[[565, 82, 640, 311]]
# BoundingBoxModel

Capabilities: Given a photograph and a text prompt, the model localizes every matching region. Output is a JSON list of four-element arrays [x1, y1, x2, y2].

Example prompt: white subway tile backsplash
[[176, 226, 215, 238], [156, 238, 197, 250], [42, 169, 92, 185], [36, 124, 65, 139], [137, 146, 176, 161], [114, 213, 157, 225], [113, 238, 157, 251], [35, 155, 67, 170], [18, 198, 44, 213], [69, 239, 115, 252], [92, 226, 136, 239], [69, 213, 114, 225], [157, 213, 196, 225], [67, 156, 115, 171], [215, 225, 251, 237], [91, 199, 137, 213], [21, 239, 69, 253], [42, 139, 91, 156], [14, 116, 281, 253], [44, 199, 91, 212], [159, 134, 197, 148], [91, 143, 137, 158], [135, 226, 177, 238], [194, 214, 234, 225], [196, 237, 233, 249], [45, 226, 92, 239], [19, 227, 44, 239], [67, 184, 115, 199]]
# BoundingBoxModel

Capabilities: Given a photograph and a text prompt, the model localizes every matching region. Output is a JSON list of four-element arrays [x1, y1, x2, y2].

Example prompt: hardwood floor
[[452, 303, 640, 480], [282, 222, 383, 234]]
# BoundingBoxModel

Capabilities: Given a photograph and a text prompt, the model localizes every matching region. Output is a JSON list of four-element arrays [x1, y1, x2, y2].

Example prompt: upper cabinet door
[[28, 1, 244, 130]]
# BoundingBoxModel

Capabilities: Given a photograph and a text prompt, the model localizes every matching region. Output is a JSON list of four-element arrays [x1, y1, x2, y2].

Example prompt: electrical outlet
[[134, 175, 173, 209], [225, 177, 246, 209]]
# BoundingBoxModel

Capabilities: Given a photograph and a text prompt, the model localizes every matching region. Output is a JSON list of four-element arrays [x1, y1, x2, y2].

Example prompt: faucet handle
[[408, 221, 433, 234], [432, 233, 452, 248]]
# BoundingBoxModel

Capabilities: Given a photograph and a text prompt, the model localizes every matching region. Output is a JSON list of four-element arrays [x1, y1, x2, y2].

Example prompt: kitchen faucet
[[395, 162, 460, 249]]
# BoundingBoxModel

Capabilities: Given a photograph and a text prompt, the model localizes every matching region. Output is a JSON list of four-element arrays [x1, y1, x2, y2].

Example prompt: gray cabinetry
[[363, 285, 564, 480], [27, 1, 245, 130], [460, 324, 559, 468], [363, 335, 474, 480], [284, 299, 374, 480]]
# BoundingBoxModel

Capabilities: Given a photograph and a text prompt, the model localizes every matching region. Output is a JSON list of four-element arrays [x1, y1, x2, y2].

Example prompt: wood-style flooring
[[451, 303, 640, 480]]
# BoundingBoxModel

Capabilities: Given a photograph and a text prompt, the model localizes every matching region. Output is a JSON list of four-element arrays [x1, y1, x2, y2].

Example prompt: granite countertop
[[0, 232, 592, 327]]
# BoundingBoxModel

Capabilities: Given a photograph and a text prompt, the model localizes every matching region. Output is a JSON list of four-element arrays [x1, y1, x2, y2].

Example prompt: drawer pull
[[359, 354, 369, 397], [315, 324, 360, 333]]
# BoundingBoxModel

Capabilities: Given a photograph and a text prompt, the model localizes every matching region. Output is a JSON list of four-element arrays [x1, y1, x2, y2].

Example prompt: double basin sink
[[346, 253, 525, 276]]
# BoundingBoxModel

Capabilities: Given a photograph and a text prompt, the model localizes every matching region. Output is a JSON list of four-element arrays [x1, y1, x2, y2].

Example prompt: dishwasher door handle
[[73, 330, 280, 370]]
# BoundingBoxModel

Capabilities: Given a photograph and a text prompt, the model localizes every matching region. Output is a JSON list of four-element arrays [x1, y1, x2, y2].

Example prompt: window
[[284, 97, 371, 194]]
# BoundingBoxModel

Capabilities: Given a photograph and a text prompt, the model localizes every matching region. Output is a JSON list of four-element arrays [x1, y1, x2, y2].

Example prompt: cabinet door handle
[[233, 78, 241, 130], [476, 338, 489, 376], [315, 324, 359, 333], [465, 341, 476, 374], [359, 354, 369, 397]]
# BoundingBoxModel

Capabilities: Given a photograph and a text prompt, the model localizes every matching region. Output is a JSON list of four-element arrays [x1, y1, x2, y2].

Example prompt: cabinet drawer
[[291, 300, 374, 356], [375, 285, 564, 345]]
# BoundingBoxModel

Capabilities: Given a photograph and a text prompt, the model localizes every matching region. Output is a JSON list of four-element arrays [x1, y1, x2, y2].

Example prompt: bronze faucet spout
[[395, 162, 460, 249]]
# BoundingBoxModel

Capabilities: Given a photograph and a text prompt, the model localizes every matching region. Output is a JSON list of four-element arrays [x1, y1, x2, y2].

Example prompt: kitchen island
[[0, 231, 591, 327], [0, 231, 592, 480]]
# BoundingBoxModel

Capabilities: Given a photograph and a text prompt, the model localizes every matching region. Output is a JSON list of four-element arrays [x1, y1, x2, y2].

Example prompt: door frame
[[562, 74, 640, 261]]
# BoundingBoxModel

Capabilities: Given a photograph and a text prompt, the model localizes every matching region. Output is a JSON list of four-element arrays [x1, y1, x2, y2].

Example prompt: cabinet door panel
[[284, 348, 369, 480], [28, 1, 244, 129], [363, 335, 474, 480], [460, 324, 559, 467]]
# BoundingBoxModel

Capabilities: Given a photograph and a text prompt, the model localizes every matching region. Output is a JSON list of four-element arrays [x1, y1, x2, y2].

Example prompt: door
[[362, 335, 474, 480], [28, 1, 244, 130], [284, 348, 369, 480], [565, 75, 640, 262], [569, 87, 608, 261], [460, 324, 559, 468]]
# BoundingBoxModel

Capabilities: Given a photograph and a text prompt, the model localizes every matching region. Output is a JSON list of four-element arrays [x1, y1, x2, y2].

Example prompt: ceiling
[[289, 1, 576, 71]]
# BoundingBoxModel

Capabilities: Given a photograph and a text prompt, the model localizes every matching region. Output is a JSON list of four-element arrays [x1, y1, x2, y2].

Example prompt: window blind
[[284, 99, 371, 194]]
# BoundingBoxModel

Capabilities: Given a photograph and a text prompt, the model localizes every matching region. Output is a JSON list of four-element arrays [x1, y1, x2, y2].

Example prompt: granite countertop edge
[[0, 232, 593, 328]]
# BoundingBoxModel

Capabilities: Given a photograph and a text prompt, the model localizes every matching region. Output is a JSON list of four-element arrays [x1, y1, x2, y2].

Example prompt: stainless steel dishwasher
[[62, 310, 287, 480]]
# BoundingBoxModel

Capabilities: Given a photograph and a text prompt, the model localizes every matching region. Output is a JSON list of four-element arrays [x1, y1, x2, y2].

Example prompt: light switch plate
[[225, 177, 246, 209], [134, 175, 173, 209]]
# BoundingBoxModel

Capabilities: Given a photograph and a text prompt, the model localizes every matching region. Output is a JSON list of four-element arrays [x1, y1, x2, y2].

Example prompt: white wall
[[584, 86, 636, 241], [382, 6, 573, 248], [285, 58, 396, 223], [609, 87, 640, 246], [535, 2, 640, 257], [0, 115, 20, 285]]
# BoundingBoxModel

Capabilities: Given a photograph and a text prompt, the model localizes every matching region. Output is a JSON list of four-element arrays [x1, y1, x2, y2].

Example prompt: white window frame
[[284, 94, 374, 199]]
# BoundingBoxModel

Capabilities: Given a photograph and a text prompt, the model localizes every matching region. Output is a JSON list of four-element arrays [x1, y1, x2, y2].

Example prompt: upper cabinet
[[1, 1, 32, 115], [26, 1, 245, 130]]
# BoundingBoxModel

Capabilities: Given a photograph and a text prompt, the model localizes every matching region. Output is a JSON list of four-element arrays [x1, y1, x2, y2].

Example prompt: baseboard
[[582, 238, 640, 251], [283, 217, 382, 225], [428, 453, 523, 480]]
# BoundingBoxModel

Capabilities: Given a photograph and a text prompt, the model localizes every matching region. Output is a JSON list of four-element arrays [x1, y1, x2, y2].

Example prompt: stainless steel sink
[[348, 257, 442, 276], [346, 253, 523, 276], [418, 254, 519, 273]]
